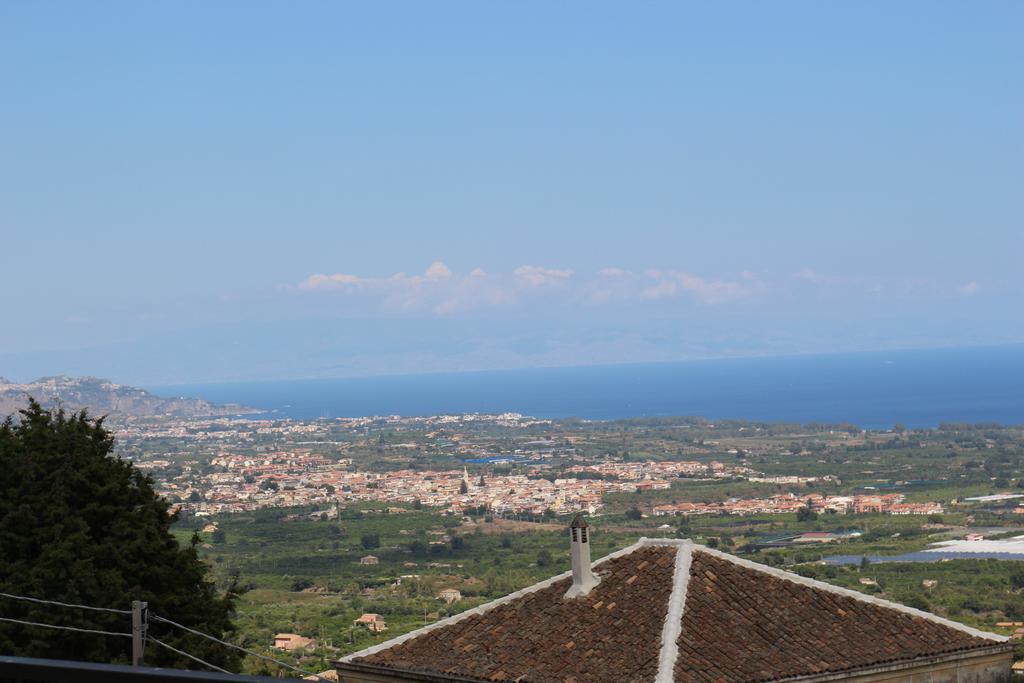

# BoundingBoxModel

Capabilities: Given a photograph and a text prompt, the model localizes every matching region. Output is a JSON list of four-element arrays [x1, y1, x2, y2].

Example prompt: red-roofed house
[[354, 613, 388, 633], [273, 633, 316, 651], [335, 517, 1012, 683]]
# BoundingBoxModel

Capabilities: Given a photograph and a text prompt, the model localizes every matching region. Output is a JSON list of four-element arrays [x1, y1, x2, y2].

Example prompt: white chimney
[[564, 514, 600, 598]]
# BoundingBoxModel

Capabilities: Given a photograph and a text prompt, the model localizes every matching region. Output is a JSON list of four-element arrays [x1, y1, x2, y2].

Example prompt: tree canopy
[[0, 400, 240, 670]]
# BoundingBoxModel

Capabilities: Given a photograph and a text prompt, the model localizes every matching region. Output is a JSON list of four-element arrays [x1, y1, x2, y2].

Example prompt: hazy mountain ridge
[[0, 376, 260, 418]]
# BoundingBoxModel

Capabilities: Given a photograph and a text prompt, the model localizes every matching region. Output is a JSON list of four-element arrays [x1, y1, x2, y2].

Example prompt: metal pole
[[131, 600, 147, 666]]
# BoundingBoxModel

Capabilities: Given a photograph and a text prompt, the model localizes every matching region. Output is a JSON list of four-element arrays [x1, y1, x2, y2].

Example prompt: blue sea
[[149, 345, 1024, 428]]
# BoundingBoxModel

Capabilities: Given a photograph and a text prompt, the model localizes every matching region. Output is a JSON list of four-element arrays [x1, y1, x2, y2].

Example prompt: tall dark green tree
[[0, 401, 240, 670], [796, 501, 818, 522]]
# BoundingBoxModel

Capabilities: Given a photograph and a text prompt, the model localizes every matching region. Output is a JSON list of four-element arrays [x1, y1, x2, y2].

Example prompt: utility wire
[[148, 636, 232, 675], [150, 613, 327, 681], [0, 600, 226, 677], [0, 615, 131, 638], [0, 591, 325, 680], [0, 591, 131, 614]]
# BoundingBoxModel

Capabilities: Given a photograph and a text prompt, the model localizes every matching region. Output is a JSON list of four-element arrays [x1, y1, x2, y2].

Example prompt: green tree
[[290, 578, 314, 592], [899, 593, 930, 611], [624, 506, 643, 521], [796, 502, 817, 522], [361, 533, 381, 549], [0, 401, 239, 670]]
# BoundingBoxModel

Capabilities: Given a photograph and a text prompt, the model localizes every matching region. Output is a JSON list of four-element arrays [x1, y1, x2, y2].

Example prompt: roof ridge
[[339, 539, 652, 664], [637, 537, 691, 546], [655, 542, 693, 683], [690, 544, 1008, 643]]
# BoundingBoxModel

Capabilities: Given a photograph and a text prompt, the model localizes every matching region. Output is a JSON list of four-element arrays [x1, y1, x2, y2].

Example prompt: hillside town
[[158, 453, 752, 517], [652, 492, 944, 517], [103, 409, 977, 522]]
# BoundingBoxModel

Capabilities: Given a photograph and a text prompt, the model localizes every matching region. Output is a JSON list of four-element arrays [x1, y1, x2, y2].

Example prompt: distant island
[[0, 376, 260, 419]]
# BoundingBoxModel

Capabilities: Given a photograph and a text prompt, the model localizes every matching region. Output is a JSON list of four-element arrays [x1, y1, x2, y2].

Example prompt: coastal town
[[154, 447, 945, 519], [651, 492, 943, 517], [118, 412, 957, 520], [163, 455, 752, 517]]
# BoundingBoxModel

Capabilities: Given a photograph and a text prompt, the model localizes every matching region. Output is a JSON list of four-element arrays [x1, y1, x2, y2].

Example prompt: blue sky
[[1, 2, 1021, 384]]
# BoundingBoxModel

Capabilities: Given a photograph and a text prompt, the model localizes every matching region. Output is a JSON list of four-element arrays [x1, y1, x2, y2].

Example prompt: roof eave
[[336, 644, 1015, 683], [763, 643, 1016, 683], [333, 659, 495, 683]]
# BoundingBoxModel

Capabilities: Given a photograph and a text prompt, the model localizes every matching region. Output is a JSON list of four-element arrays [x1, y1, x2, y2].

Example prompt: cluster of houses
[[166, 452, 940, 520], [566, 459, 753, 480], [171, 456, 712, 517], [652, 492, 943, 517]]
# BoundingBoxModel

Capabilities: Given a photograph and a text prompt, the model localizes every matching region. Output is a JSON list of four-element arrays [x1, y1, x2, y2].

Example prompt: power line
[[0, 600, 227, 676], [0, 591, 328, 680], [150, 613, 327, 681], [0, 591, 131, 614], [0, 616, 131, 638], [148, 636, 232, 675]]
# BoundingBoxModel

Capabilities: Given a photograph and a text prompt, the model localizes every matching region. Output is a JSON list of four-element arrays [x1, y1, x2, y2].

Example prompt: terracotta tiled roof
[[344, 544, 675, 682], [675, 550, 997, 682], [337, 540, 1009, 683]]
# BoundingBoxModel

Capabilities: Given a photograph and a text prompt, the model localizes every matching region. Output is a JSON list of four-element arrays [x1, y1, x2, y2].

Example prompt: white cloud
[[298, 262, 453, 295], [297, 272, 364, 291], [639, 270, 754, 304], [295, 263, 537, 314], [581, 268, 757, 306], [959, 281, 982, 296], [640, 279, 678, 301], [425, 261, 452, 279], [434, 279, 515, 314], [513, 265, 574, 288], [295, 262, 755, 313], [598, 267, 629, 278]]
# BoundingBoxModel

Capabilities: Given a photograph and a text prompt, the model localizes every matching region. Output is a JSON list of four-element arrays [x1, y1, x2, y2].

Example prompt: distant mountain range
[[0, 376, 260, 419]]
